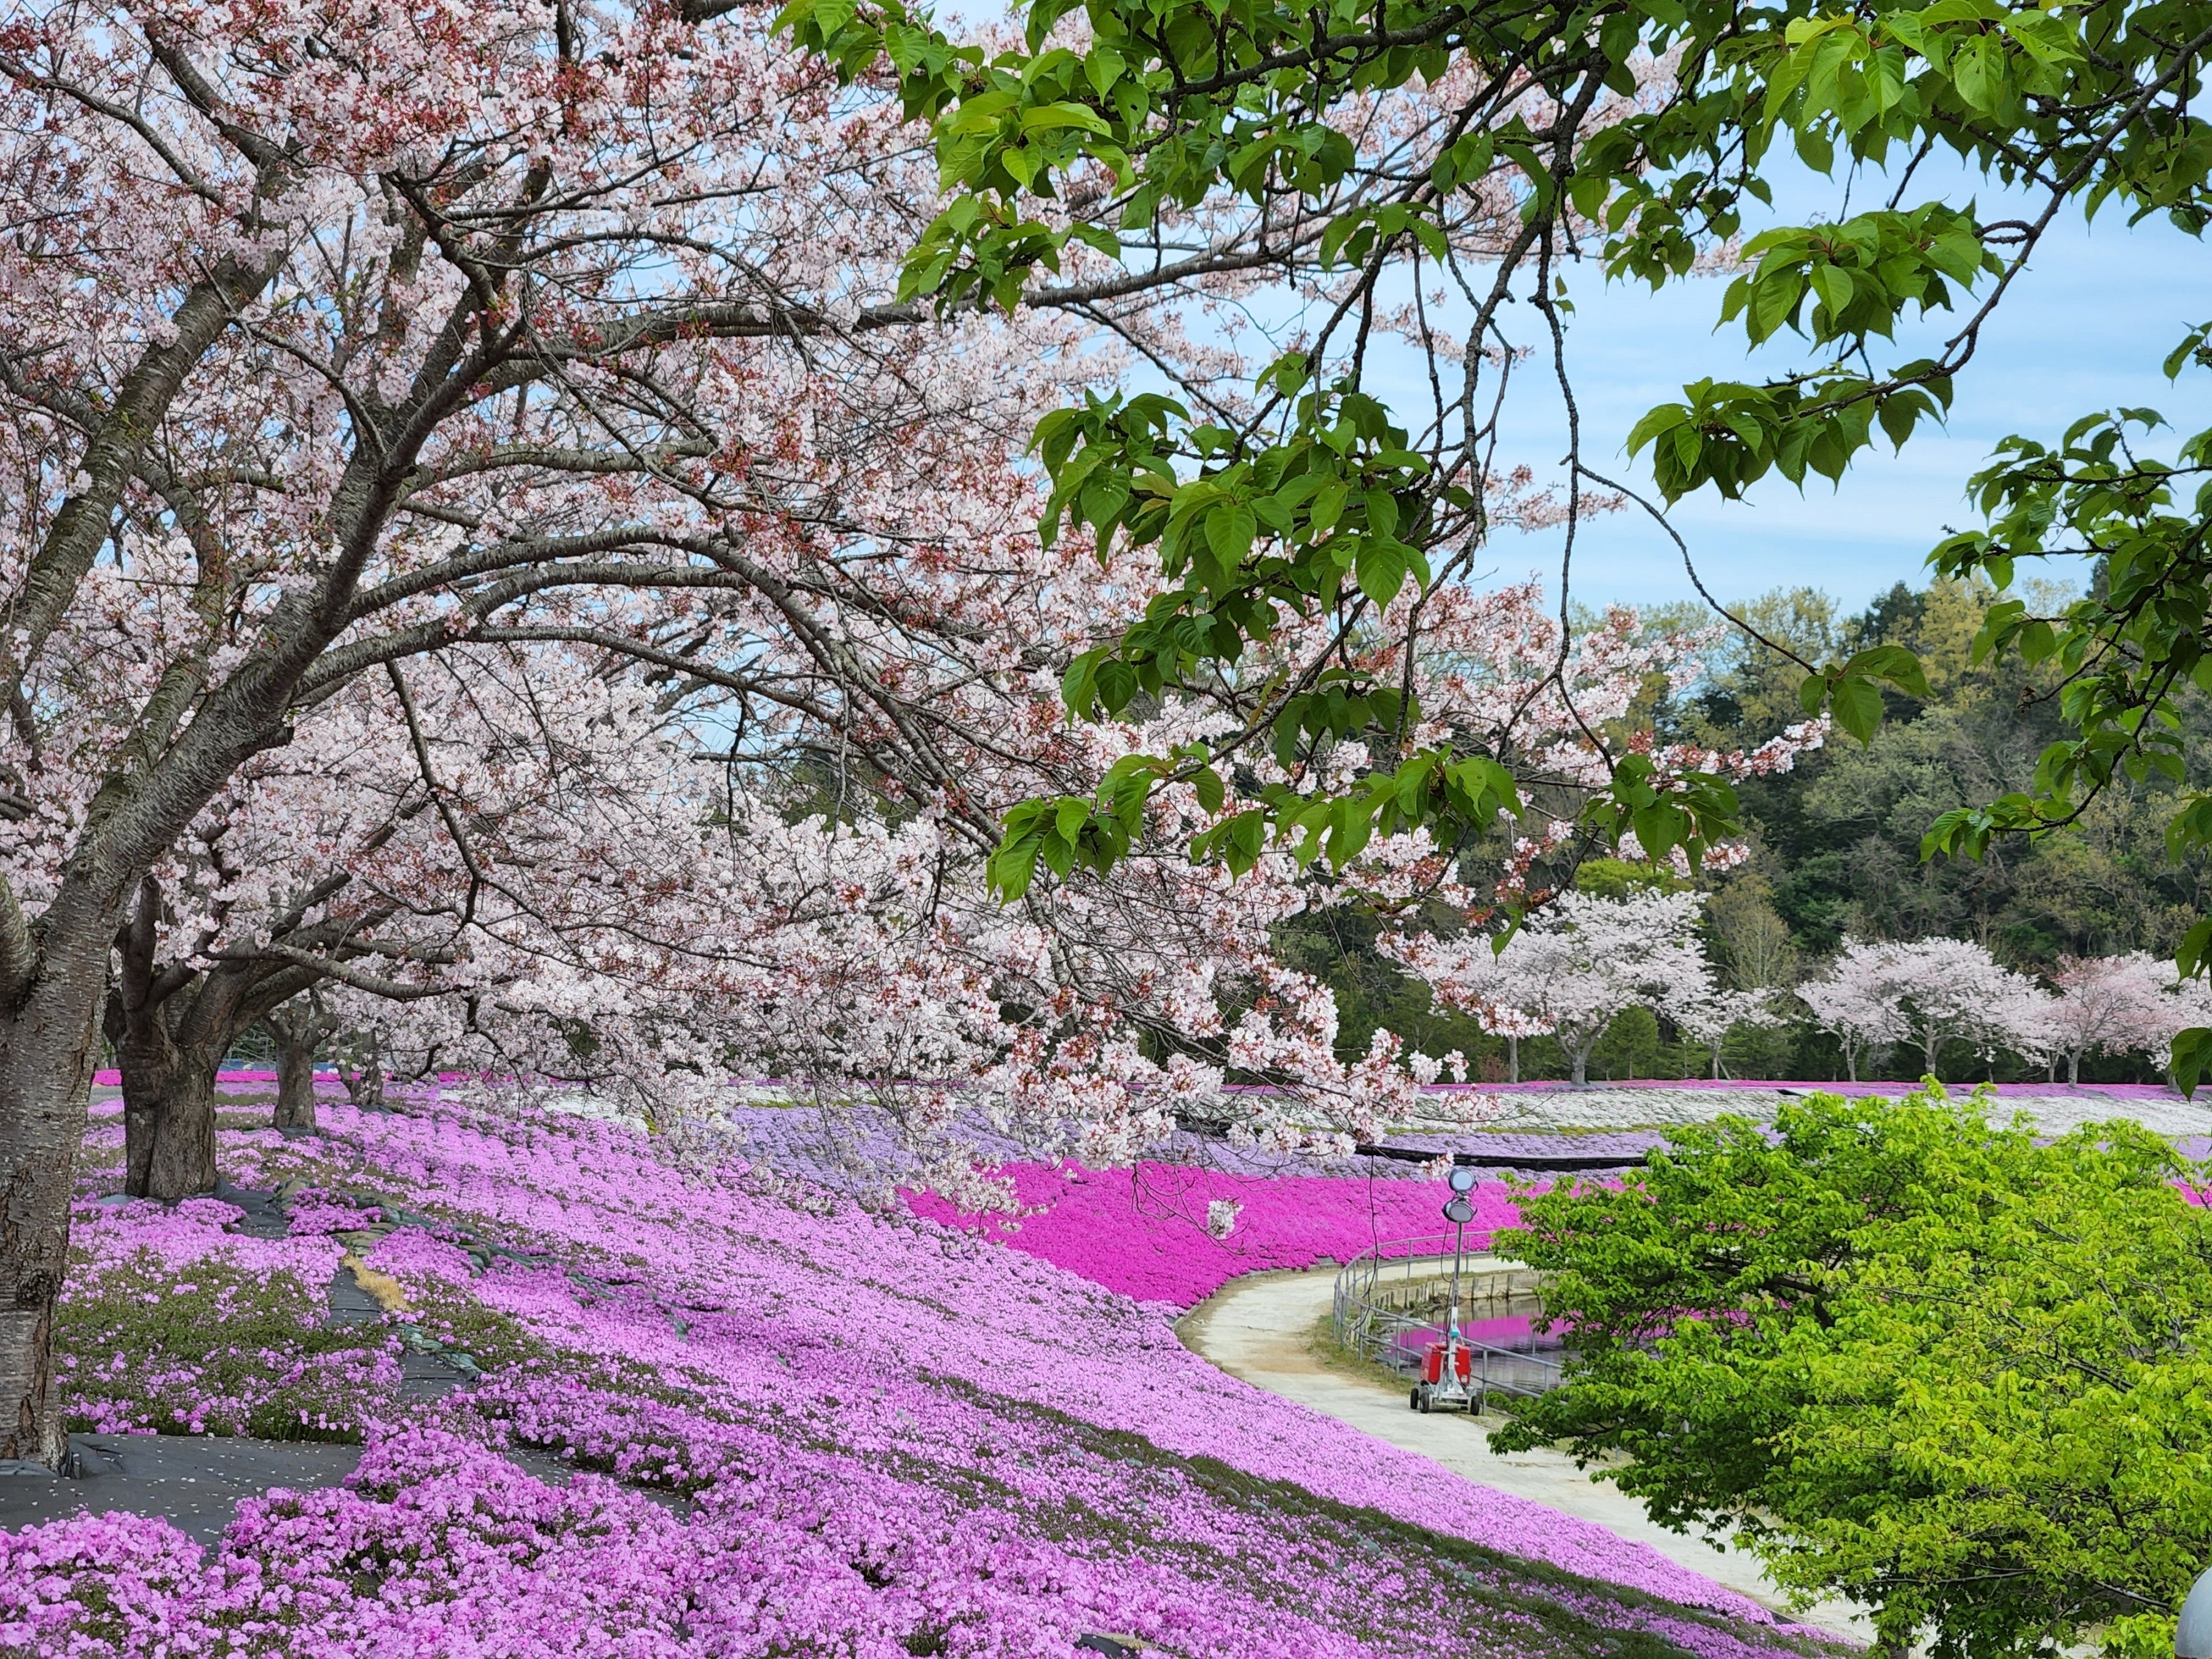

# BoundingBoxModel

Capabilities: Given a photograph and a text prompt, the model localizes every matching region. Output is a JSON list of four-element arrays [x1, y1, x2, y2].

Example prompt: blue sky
[[1359, 160, 2212, 614]]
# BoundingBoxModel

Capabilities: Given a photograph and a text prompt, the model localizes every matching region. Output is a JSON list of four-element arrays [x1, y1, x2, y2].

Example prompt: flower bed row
[[6, 1094, 1853, 1658], [903, 1161, 1528, 1308]]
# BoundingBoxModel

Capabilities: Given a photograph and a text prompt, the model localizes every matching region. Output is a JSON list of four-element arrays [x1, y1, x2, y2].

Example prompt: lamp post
[[2178, 1567, 2212, 1658], [1443, 1164, 1478, 1400]]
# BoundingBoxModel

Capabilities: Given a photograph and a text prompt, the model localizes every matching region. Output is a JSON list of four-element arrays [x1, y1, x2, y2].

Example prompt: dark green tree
[[1495, 1089, 2212, 1658]]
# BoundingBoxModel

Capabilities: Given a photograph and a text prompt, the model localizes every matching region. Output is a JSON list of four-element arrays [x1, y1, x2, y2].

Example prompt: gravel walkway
[[0, 1435, 364, 1545]]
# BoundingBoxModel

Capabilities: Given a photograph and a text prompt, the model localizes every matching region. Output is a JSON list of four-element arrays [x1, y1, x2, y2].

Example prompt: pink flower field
[[904, 1161, 1528, 1308], [1, 1093, 1854, 1659]]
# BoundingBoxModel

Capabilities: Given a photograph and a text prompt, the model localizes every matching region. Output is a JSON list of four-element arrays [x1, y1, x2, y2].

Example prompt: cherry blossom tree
[[1800, 939, 2050, 1082], [101, 677, 449, 1193], [1988, 976, 2063, 1083], [1389, 889, 1714, 1086], [1673, 986, 1783, 1082], [2046, 954, 2194, 1086], [1886, 939, 2054, 1077], [2071, 962, 2212, 1089], [1798, 949, 1910, 1084], [1480, 1008, 1554, 1086], [261, 992, 343, 1132], [98, 643, 738, 1188]]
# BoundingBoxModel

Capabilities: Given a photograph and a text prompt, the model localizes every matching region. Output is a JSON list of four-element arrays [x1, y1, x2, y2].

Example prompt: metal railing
[[1332, 1234, 1566, 1408]]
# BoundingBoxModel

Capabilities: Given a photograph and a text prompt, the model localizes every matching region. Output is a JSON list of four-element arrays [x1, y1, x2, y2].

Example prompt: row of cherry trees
[[1389, 889, 2212, 1085], [1797, 944, 2212, 1086]]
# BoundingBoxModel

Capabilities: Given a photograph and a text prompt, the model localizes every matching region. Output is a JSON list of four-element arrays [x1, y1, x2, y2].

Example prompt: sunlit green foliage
[[1497, 1088, 2212, 1658]]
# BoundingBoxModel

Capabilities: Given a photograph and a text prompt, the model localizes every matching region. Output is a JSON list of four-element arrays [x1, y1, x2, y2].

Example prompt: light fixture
[[2178, 1567, 2212, 1658]]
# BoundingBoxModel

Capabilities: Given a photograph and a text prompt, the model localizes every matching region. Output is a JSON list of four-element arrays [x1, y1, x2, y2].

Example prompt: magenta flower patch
[[905, 1159, 1529, 1306]]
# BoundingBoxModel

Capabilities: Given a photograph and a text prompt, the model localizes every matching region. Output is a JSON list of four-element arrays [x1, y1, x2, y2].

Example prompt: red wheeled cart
[[1410, 1330, 1477, 1413]]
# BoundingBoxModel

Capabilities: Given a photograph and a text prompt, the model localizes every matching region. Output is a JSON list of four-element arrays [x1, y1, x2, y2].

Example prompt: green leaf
[[2179, 917, 2212, 981], [1039, 828, 1078, 879], [2173, 1026, 2212, 1097], [1845, 645, 1931, 700], [1877, 393, 1924, 451], [1059, 647, 1100, 715], [1809, 262, 1854, 318], [1310, 480, 1347, 533], [1083, 45, 1124, 96], [1019, 101, 1112, 136], [1204, 501, 1258, 579], [1192, 766, 1225, 815], [1830, 675, 1885, 745], [988, 839, 1041, 899], [1094, 657, 1139, 714], [1356, 539, 1410, 610], [1324, 793, 1375, 867]]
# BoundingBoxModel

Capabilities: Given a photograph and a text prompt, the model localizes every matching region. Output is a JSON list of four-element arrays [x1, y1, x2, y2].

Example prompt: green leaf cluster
[[1580, 753, 1742, 871], [1627, 370, 1951, 501], [1496, 1088, 2212, 1658], [1795, 643, 1931, 745], [987, 748, 1223, 899], [1040, 373, 1443, 721], [1720, 206, 1998, 353]]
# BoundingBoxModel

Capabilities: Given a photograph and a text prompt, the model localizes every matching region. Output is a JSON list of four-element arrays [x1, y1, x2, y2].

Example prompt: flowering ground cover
[[2, 1089, 1856, 1659], [56, 1194, 399, 1440], [904, 1161, 1527, 1307]]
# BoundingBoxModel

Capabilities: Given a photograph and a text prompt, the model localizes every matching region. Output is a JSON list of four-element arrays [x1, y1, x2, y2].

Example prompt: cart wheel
[[1408, 1386, 1421, 1411], [1416, 1387, 1432, 1414]]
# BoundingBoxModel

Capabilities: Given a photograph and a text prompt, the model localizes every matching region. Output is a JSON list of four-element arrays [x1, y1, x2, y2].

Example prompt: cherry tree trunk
[[2066, 1050, 2081, 1086], [343, 1032, 385, 1110], [1507, 1035, 1518, 1084], [273, 1037, 318, 1132], [0, 929, 113, 1464], [117, 1016, 174, 1199], [149, 1061, 219, 1202], [120, 1032, 221, 1202]]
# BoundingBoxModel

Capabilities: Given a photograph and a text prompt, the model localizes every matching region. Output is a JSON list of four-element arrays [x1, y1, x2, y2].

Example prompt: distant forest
[[1282, 576, 2212, 1086]]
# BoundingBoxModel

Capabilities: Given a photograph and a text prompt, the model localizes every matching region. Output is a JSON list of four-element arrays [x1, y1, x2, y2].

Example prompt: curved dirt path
[[1179, 1265, 1867, 1643]]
